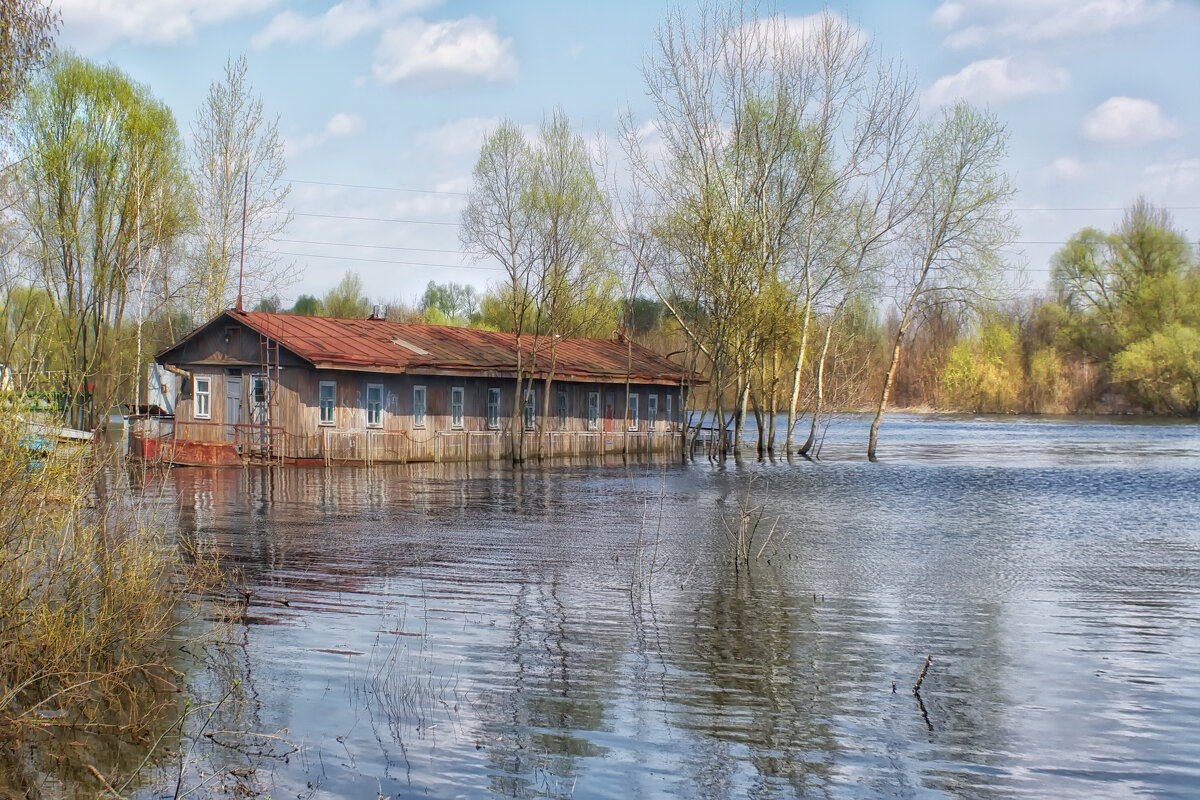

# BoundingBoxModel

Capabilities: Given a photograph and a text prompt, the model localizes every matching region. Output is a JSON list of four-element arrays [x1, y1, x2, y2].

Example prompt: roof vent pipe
[[369, 304, 386, 321]]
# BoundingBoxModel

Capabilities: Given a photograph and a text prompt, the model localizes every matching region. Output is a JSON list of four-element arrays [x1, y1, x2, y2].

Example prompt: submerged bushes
[[0, 410, 213, 795]]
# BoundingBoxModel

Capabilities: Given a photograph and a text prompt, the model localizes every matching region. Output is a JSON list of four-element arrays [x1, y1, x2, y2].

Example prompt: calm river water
[[153, 415, 1200, 799]]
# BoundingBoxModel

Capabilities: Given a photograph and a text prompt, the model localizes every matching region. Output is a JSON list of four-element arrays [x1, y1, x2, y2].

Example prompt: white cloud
[[252, 0, 438, 49], [287, 113, 367, 157], [1140, 158, 1200, 194], [931, 2, 966, 28], [1081, 96, 1182, 143], [57, 0, 277, 49], [925, 57, 1070, 106], [372, 16, 517, 88], [414, 116, 501, 158], [738, 11, 868, 60], [1040, 155, 1087, 183], [935, 0, 1172, 48]]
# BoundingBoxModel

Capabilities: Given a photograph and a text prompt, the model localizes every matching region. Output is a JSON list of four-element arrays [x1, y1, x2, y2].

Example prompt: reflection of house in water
[[136, 308, 695, 466]]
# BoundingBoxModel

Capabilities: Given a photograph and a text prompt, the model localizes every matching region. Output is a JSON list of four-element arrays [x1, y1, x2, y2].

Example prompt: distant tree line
[[1, 1, 1195, 448]]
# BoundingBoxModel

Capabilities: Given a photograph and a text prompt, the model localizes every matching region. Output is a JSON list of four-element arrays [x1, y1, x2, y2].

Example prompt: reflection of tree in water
[[481, 574, 621, 799], [664, 566, 841, 799]]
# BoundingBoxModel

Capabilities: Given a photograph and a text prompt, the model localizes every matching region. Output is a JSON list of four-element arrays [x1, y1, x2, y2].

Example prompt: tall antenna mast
[[236, 169, 248, 311]]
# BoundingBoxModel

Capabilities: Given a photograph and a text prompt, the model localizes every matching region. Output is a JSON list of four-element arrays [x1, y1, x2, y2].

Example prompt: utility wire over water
[[132, 415, 1200, 799]]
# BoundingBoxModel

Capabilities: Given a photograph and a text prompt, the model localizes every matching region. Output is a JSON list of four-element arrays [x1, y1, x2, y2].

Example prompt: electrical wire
[[273, 250, 502, 272], [277, 237, 465, 255], [286, 177, 469, 196]]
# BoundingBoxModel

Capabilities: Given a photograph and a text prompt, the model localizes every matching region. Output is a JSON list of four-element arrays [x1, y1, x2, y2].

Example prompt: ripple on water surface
[[150, 416, 1200, 799]]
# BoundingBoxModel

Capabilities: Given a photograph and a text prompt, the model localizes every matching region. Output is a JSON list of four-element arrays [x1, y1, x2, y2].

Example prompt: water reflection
[[144, 416, 1200, 798]]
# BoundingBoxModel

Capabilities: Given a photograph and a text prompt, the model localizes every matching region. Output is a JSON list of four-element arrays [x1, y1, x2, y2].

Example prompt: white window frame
[[487, 388, 501, 430], [665, 393, 674, 431], [648, 394, 658, 430], [413, 385, 427, 428], [523, 386, 536, 431], [194, 376, 211, 420], [451, 386, 465, 429], [557, 389, 568, 429], [319, 380, 337, 426], [587, 391, 599, 431], [366, 383, 383, 428], [627, 393, 639, 431], [251, 374, 267, 407]]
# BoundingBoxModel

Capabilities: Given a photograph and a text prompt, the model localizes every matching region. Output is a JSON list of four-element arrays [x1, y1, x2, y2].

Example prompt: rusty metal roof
[[162, 310, 695, 385]]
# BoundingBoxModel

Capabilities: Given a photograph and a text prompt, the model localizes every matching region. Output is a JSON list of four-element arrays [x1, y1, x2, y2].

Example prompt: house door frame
[[225, 375, 242, 443]]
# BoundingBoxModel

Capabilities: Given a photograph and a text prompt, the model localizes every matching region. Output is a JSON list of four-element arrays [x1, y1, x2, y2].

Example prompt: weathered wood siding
[[160, 317, 688, 464]]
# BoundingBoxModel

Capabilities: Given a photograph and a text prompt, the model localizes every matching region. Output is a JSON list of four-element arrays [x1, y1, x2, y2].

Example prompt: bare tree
[[188, 54, 293, 321], [626, 5, 921, 458], [461, 120, 537, 462], [867, 102, 1016, 460]]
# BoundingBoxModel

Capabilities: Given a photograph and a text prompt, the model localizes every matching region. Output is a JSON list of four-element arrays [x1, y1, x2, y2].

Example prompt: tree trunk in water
[[539, 374, 554, 461], [512, 335, 525, 464], [732, 373, 748, 459], [766, 349, 779, 454], [750, 388, 764, 457], [868, 326, 906, 462], [784, 304, 812, 453], [800, 321, 835, 456]]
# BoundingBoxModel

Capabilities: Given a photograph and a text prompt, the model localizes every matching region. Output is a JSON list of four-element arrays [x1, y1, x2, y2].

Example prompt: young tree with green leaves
[[1054, 199, 1200, 414], [461, 120, 538, 462], [321, 270, 371, 319], [14, 54, 191, 429], [867, 102, 1015, 460]]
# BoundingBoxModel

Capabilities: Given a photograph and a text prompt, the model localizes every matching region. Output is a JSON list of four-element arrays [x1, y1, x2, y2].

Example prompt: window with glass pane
[[487, 388, 501, 429], [523, 387, 536, 430], [665, 394, 674, 430], [366, 384, 383, 427], [557, 390, 568, 428], [587, 392, 599, 430], [195, 377, 211, 419], [319, 381, 336, 426], [413, 385, 426, 428], [648, 394, 658, 428], [451, 386, 464, 429], [627, 393, 639, 431]]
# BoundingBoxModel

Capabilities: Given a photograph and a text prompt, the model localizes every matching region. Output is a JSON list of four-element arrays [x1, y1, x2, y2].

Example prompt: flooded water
[[151, 415, 1200, 798]]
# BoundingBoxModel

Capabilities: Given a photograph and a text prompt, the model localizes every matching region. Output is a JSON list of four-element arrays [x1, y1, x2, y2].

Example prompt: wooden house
[[140, 309, 694, 466]]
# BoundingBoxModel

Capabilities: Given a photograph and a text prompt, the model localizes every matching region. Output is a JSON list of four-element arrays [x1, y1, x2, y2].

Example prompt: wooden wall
[[161, 316, 687, 464]]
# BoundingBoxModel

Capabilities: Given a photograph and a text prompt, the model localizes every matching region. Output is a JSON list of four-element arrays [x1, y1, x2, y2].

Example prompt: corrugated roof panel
[[223, 311, 695, 384]]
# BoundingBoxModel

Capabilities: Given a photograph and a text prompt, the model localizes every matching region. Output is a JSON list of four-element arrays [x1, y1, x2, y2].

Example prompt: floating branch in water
[[913, 654, 934, 695]]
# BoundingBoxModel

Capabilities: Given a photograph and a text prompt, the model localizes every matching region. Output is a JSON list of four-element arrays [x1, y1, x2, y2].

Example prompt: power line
[[288, 210, 461, 226], [1009, 206, 1200, 212], [287, 177, 469, 197], [278, 237, 465, 255], [274, 249, 502, 272]]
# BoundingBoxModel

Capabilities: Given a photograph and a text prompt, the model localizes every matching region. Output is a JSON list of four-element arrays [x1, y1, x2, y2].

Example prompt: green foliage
[[1025, 347, 1069, 414], [289, 294, 323, 316], [321, 271, 371, 319], [1112, 324, 1200, 415], [0, 0, 57, 122], [940, 320, 1023, 413], [13, 52, 191, 427], [419, 281, 480, 326], [1050, 198, 1199, 415]]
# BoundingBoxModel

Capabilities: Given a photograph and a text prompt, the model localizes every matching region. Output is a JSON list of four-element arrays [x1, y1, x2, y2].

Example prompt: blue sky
[[54, 0, 1200, 306]]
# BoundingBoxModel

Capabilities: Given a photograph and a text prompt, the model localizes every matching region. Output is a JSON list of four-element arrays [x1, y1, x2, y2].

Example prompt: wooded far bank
[[0, 3, 1195, 462]]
